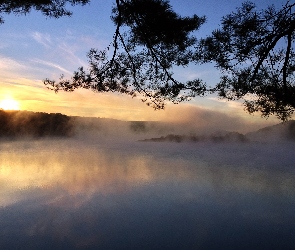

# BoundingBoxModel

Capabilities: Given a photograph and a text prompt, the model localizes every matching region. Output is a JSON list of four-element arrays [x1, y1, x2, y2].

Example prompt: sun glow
[[0, 98, 20, 110]]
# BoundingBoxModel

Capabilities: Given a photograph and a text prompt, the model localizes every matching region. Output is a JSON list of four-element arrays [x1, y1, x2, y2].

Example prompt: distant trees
[[0, 0, 89, 24], [0, 110, 73, 137], [139, 132, 248, 143]]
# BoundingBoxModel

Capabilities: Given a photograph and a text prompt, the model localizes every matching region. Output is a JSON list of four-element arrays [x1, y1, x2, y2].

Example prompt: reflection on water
[[0, 139, 294, 249]]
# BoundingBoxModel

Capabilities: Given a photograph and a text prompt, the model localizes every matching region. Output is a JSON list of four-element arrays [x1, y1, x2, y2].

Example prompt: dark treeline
[[0, 110, 73, 138], [139, 132, 248, 143]]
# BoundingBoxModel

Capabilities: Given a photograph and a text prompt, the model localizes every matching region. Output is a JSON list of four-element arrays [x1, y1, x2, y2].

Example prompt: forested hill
[[0, 110, 73, 138], [1, 109, 294, 142], [246, 120, 295, 142]]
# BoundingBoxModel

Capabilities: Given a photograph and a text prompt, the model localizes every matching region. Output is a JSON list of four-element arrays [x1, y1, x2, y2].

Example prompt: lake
[[0, 138, 294, 249]]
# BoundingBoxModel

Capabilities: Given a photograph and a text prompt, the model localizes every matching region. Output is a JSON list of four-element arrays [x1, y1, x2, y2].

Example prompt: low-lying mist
[[71, 115, 295, 144], [1, 111, 295, 249], [1, 109, 295, 144]]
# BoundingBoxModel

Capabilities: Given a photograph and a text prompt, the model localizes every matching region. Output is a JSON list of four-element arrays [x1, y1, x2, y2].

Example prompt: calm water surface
[[0, 139, 294, 249]]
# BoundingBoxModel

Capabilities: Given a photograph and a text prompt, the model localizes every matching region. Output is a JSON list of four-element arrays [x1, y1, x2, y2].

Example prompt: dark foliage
[[44, 1, 295, 121], [139, 132, 248, 143], [0, 110, 73, 138], [44, 0, 206, 109], [112, 0, 202, 50], [0, 0, 89, 23], [2, 1, 294, 121], [198, 1, 295, 120]]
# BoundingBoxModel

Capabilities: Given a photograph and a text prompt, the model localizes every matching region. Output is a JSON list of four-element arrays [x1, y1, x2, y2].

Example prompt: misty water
[[0, 138, 295, 249]]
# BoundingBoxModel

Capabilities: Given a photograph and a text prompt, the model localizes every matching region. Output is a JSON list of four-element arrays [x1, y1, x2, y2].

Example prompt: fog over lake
[[0, 122, 295, 249]]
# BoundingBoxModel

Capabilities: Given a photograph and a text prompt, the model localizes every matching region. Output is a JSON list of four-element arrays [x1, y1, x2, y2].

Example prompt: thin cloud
[[0, 56, 27, 71], [32, 59, 73, 75], [31, 32, 52, 48], [57, 42, 88, 67], [31, 31, 88, 70], [207, 96, 244, 110], [0, 56, 38, 79]]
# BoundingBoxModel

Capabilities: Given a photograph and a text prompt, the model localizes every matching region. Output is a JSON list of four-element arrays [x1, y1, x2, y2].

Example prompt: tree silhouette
[[44, 1, 295, 120], [0, 0, 89, 24], [1, 1, 294, 120], [44, 0, 207, 109], [198, 1, 295, 120]]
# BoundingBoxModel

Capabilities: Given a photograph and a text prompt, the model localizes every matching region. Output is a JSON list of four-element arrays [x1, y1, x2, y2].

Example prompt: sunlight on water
[[0, 142, 153, 207], [0, 139, 295, 249]]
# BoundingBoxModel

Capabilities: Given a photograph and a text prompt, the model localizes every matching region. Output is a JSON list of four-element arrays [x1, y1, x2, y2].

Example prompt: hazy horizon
[[0, 1, 294, 248]]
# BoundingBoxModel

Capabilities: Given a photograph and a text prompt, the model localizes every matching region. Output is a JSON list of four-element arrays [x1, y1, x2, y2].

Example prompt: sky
[[0, 0, 289, 132]]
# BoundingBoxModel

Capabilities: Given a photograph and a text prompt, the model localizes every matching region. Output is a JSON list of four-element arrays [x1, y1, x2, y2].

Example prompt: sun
[[0, 98, 20, 110]]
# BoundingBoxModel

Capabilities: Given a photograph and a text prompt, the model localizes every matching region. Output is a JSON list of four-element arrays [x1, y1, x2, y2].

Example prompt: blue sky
[[0, 0, 288, 131]]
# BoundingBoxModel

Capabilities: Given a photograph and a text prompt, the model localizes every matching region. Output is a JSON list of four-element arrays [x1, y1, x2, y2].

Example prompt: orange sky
[[0, 76, 278, 134]]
